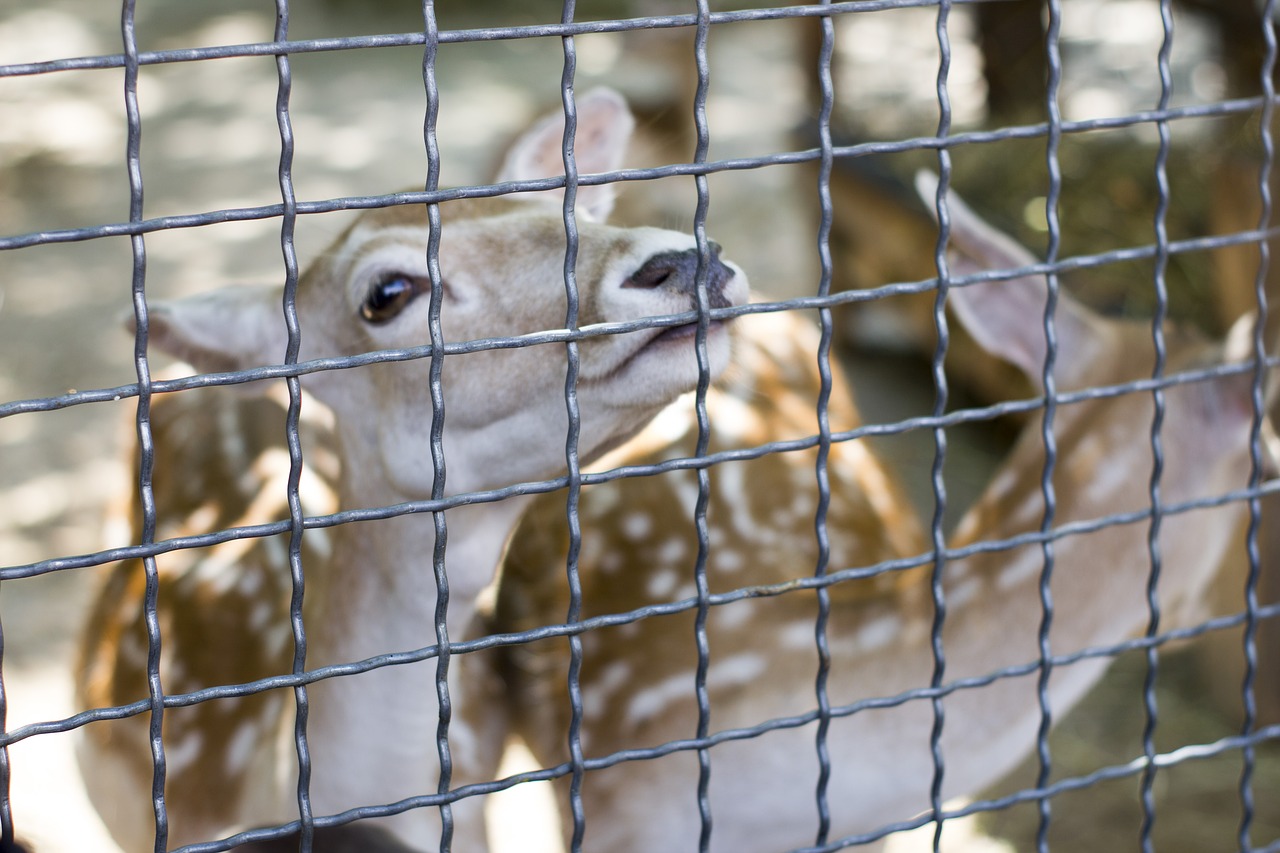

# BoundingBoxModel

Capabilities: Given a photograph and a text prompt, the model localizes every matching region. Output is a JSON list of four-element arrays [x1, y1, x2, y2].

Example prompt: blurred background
[[1, 0, 1278, 850]]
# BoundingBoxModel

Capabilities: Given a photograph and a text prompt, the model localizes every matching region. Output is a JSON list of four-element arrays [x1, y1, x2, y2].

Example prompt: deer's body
[[491, 175, 1260, 851], [76, 89, 748, 851]]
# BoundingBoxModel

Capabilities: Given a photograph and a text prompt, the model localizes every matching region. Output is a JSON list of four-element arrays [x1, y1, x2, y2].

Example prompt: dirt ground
[[1, 1, 1277, 851]]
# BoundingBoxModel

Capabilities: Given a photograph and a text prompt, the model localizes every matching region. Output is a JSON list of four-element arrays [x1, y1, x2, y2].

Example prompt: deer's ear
[[496, 86, 635, 222], [127, 285, 288, 379], [914, 171, 1101, 389]]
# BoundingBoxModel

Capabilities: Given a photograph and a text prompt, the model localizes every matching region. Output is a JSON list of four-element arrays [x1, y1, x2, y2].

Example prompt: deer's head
[[138, 88, 748, 499]]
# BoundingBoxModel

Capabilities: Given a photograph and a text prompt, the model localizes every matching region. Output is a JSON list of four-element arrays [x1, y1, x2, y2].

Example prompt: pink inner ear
[[494, 88, 635, 222]]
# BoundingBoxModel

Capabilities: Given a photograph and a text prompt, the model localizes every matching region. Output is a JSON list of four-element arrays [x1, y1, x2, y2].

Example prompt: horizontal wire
[[8, 554, 1279, 751], [0, 95, 1264, 252], [4, 226, 1279, 422], [0, 0, 1038, 80], [169, 718, 1279, 853], [6, 355, 1276, 582]]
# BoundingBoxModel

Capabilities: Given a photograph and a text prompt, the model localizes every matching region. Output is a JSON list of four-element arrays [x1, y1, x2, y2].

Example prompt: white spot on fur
[[646, 569, 679, 600], [706, 393, 763, 442], [224, 718, 260, 778], [584, 484, 621, 518], [947, 575, 983, 611], [246, 600, 275, 634], [600, 551, 623, 574], [623, 512, 653, 540], [854, 614, 902, 653], [713, 600, 753, 630], [236, 565, 265, 597], [714, 549, 744, 573], [707, 654, 768, 690], [582, 660, 634, 719], [714, 463, 758, 541], [626, 672, 700, 727], [780, 619, 819, 650], [165, 732, 204, 777], [656, 536, 686, 565], [995, 550, 1048, 592], [624, 656, 767, 727]]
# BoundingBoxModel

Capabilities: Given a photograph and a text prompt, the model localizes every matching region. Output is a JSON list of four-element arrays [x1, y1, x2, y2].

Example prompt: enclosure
[[2, 0, 1280, 851]]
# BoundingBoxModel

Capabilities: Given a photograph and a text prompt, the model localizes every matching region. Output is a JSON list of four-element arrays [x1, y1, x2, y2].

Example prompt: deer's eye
[[360, 273, 422, 324]]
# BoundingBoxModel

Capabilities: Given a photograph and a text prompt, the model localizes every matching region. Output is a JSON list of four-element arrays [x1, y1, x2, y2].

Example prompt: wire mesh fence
[[2, 1, 1280, 851]]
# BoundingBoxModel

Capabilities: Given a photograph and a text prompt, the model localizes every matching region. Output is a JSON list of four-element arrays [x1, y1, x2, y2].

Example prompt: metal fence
[[2, 1, 1280, 851]]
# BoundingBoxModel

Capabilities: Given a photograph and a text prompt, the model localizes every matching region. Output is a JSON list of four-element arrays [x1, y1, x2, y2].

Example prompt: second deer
[[492, 173, 1263, 851]]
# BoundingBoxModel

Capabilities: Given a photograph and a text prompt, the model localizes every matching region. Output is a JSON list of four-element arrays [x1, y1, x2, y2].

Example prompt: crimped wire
[[419, 2, 457, 847], [0, 1, 1013, 81], [1137, 2, 1176, 848], [7, 350, 1276, 590], [1031, 1, 1065, 849], [1239, 0, 1277, 846], [553, 7, 590, 849], [272, 3, 316, 848], [15, 589, 1280, 768], [118, 1, 170, 849], [2, 100, 1269, 254], [810, 3, 838, 847], [924, 3, 953, 848], [691, 3, 717, 850]]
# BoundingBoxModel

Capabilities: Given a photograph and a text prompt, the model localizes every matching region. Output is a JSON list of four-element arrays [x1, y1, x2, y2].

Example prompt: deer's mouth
[[646, 317, 729, 346], [589, 316, 732, 385]]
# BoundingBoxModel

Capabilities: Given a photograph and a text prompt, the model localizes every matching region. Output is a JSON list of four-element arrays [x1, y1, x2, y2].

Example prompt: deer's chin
[[600, 319, 733, 408]]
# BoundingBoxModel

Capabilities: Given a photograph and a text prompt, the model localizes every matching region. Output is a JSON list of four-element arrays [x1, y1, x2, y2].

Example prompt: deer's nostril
[[624, 247, 735, 308], [631, 265, 674, 289], [625, 252, 692, 291]]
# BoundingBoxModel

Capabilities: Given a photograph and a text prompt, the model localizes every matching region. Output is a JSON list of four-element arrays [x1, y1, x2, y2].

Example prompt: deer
[[74, 87, 749, 852], [489, 172, 1266, 851]]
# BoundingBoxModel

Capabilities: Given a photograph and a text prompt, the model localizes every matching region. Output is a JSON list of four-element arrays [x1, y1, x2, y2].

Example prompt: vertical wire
[[419, 2, 454, 848], [1033, 2, 1065, 850], [272, 2, 314, 849], [925, 3, 953, 849], [810, 4, 837, 847], [1239, 2, 1276, 847], [121, 3, 168, 849], [1138, 3, 1175, 849], [555, 5, 589, 850], [691, 3, 717, 851]]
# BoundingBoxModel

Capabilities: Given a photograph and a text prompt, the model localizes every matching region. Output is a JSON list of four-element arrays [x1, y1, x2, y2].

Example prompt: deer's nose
[[624, 244, 734, 309]]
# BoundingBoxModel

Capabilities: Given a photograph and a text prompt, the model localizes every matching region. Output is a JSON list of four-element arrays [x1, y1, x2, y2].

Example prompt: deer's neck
[[924, 403, 1250, 806], [297, 468, 531, 838]]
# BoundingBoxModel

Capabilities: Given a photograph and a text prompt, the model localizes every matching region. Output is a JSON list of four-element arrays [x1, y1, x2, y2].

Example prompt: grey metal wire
[[811, 2, 839, 847], [1, 98, 1268, 255], [271, 3, 317, 849], [1240, 1, 1278, 848], [553, 5, 589, 850], [417, 3, 456, 849], [1032, 1, 1065, 849], [1137, 2, 1176, 849], [690, 3, 717, 851], [5, 349, 1279, 596], [923, 2, 954, 847], [1, 2, 1279, 851], [117, 0, 171, 849], [0, 1, 1017, 82]]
